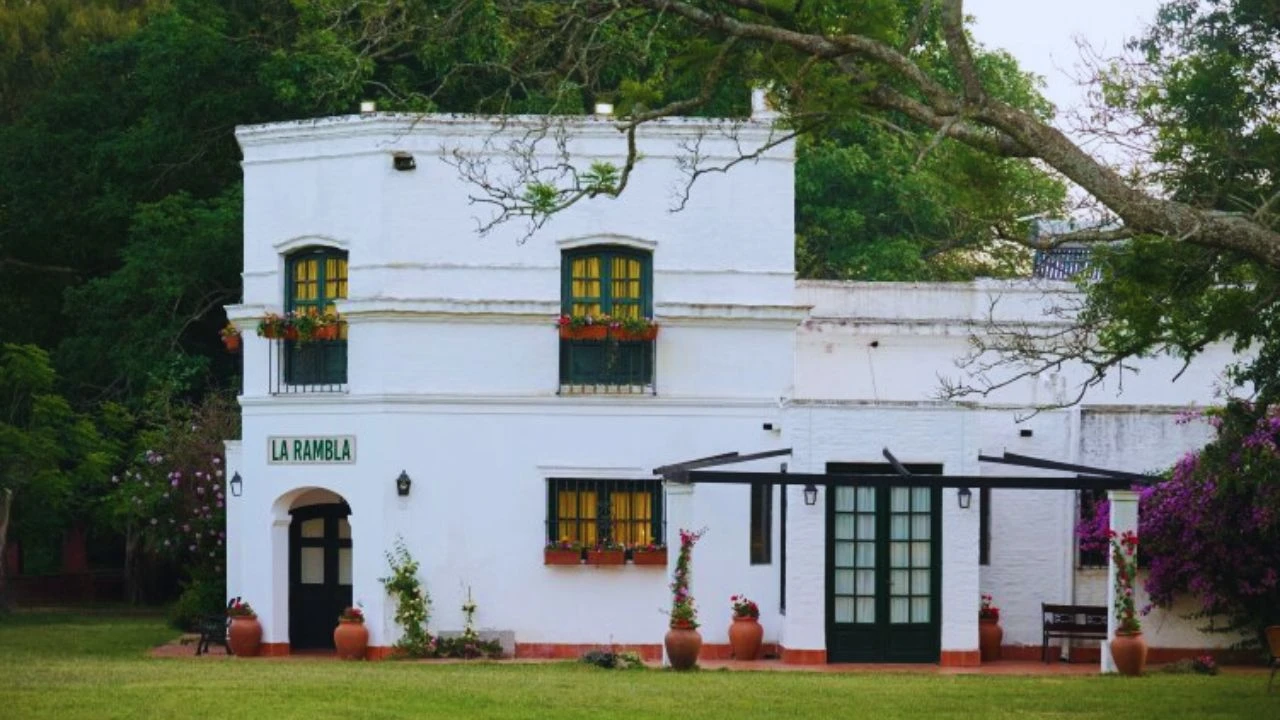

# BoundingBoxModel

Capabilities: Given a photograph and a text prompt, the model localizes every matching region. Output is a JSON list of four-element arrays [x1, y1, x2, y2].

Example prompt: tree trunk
[[0, 488, 13, 612]]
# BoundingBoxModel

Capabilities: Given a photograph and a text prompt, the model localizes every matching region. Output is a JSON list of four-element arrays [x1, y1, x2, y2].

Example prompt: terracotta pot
[[1266, 625, 1280, 656], [631, 550, 668, 566], [665, 626, 702, 670], [334, 620, 369, 660], [223, 335, 241, 352], [559, 324, 609, 341], [315, 324, 342, 341], [611, 325, 659, 342], [544, 549, 582, 565], [227, 616, 262, 657], [1110, 631, 1148, 676], [283, 326, 300, 341], [979, 618, 1003, 662], [728, 616, 763, 660], [586, 550, 625, 565]]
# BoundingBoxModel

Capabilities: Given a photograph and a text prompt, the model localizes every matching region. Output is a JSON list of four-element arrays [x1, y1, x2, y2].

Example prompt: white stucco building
[[223, 109, 1239, 665]]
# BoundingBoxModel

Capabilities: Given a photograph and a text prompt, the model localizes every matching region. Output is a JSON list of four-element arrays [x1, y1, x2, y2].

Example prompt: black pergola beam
[[685, 470, 1136, 492], [881, 448, 912, 477], [978, 452, 1153, 484], [652, 447, 792, 476]]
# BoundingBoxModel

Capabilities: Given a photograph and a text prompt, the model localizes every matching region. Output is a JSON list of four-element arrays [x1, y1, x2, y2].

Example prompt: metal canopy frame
[[654, 448, 1156, 491]]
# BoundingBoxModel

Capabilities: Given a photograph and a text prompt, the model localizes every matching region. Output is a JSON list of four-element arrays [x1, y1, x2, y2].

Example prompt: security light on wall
[[393, 152, 416, 171], [229, 472, 243, 497], [396, 470, 412, 497], [957, 487, 973, 509], [360, 100, 376, 113]]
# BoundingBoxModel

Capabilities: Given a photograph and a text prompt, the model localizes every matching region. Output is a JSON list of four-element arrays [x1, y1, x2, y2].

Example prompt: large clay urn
[[228, 616, 262, 657], [334, 620, 369, 660], [728, 617, 763, 660], [1110, 631, 1148, 676], [979, 618, 1003, 662], [664, 625, 702, 670]]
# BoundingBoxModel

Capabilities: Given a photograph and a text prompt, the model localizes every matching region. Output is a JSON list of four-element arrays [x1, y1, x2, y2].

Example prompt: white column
[[780, 484, 826, 660], [222, 441, 243, 607], [941, 487, 981, 663], [663, 481, 695, 667], [348, 509, 388, 651], [1103, 489, 1139, 673]]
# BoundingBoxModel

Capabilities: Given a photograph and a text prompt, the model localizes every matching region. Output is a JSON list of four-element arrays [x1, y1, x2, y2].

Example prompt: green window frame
[[559, 246, 654, 388], [284, 247, 348, 387], [546, 478, 664, 550]]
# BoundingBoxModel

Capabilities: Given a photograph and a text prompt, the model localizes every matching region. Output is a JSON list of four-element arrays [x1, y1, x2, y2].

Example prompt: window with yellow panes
[[284, 247, 348, 386], [562, 247, 650, 320], [547, 479, 662, 549]]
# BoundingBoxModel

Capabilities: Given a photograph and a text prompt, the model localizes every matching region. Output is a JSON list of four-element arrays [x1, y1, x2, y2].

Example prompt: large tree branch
[[939, 0, 985, 103]]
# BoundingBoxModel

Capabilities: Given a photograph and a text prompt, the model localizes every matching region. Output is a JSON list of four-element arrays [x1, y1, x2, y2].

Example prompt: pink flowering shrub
[[668, 528, 706, 629], [1077, 402, 1280, 642]]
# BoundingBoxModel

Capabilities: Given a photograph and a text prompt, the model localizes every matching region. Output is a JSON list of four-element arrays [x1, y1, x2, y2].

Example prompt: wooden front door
[[289, 503, 352, 650], [826, 463, 942, 663]]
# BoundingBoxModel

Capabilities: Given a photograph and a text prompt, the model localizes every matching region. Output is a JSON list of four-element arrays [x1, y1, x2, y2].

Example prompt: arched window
[[283, 247, 348, 388], [559, 246, 653, 391]]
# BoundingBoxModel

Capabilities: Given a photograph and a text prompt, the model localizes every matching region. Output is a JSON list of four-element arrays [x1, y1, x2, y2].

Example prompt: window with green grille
[[285, 247, 348, 387], [560, 246, 653, 388]]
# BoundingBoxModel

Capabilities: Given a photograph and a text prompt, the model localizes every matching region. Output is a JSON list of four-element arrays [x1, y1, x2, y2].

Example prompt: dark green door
[[289, 504, 353, 650], [826, 463, 942, 663]]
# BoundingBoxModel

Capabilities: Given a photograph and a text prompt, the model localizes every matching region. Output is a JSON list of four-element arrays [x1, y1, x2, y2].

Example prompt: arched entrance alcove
[[273, 487, 352, 650]]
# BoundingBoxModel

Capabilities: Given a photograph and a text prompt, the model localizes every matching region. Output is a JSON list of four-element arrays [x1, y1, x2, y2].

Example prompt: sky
[[966, 0, 1165, 124]]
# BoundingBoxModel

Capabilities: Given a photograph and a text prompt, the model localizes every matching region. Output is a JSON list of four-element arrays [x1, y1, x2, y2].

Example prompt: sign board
[[269, 436, 356, 464]]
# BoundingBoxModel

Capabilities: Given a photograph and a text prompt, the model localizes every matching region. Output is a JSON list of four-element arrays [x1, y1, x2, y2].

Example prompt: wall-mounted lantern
[[957, 487, 973, 510], [396, 470, 412, 497], [803, 483, 818, 506], [230, 472, 243, 497]]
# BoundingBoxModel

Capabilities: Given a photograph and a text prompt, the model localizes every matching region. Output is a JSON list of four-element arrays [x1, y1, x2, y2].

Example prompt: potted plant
[[728, 594, 763, 660], [586, 539, 625, 565], [979, 593, 1002, 662], [313, 313, 342, 341], [557, 313, 610, 341], [256, 313, 287, 339], [630, 541, 668, 566], [334, 606, 368, 660], [226, 599, 262, 657], [1109, 530, 1147, 676], [544, 538, 584, 565], [665, 528, 705, 670], [289, 311, 319, 341], [221, 323, 242, 352], [610, 316, 659, 342]]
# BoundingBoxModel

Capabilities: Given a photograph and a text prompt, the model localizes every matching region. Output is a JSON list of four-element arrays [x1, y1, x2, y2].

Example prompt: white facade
[[225, 112, 1240, 663]]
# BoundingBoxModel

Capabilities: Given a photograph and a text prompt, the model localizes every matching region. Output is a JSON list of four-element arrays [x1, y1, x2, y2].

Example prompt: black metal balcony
[[559, 339, 655, 394], [269, 339, 347, 394]]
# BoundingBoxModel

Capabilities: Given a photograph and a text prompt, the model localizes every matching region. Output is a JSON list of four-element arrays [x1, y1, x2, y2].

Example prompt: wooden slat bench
[[1042, 603, 1107, 663]]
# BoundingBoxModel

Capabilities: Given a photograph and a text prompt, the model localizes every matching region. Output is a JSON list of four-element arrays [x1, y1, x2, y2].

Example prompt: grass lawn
[[1, 613, 1276, 719]]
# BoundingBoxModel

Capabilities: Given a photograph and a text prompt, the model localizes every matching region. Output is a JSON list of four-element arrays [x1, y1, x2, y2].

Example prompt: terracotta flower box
[[559, 324, 609, 341], [544, 549, 582, 565], [611, 325, 659, 342], [586, 550, 625, 565], [630, 550, 668, 565]]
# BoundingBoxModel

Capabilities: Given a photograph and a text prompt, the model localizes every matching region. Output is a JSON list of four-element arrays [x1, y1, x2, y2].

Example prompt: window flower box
[[544, 549, 583, 565], [559, 324, 609, 341], [610, 318, 659, 342], [630, 548, 667, 565], [586, 549, 625, 565]]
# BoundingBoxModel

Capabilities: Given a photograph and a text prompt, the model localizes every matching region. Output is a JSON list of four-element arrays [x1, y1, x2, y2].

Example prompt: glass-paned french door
[[827, 463, 942, 663]]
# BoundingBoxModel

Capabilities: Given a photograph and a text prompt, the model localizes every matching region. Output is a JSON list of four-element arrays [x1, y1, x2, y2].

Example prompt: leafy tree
[[0, 344, 112, 607]]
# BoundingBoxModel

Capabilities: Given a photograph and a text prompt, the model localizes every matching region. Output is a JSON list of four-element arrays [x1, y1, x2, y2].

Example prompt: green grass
[[1, 613, 1276, 719]]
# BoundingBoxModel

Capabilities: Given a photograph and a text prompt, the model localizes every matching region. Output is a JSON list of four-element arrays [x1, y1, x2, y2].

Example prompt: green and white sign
[[269, 436, 356, 464]]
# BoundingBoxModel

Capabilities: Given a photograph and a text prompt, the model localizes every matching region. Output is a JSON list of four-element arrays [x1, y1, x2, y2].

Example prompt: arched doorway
[[287, 489, 352, 650]]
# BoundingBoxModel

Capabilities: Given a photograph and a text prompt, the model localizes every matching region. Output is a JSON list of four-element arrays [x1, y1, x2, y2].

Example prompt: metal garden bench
[[1041, 603, 1107, 662], [196, 597, 239, 656]]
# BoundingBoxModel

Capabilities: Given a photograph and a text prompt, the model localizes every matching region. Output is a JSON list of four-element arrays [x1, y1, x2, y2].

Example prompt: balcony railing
[[1033, 247, 1100, 281], [269, 339, 348, 394], [559, 339, 655, 395]]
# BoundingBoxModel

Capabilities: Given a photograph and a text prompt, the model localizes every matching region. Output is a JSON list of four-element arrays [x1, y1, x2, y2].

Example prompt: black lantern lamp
[[396, 470, 412, 497], [803, 483, 818, 506], [957, 487, 973, 509], [229, 472, 243, 497]]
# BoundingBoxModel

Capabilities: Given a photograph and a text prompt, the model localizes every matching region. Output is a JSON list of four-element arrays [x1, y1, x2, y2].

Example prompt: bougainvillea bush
[[1078, 402, 1280, 643], [101, 393, 237, 627]]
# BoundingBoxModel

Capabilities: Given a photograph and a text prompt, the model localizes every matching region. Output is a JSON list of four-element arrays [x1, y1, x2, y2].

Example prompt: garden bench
[[1041, 603, 1107, 663], [196, 597, 239, 656]]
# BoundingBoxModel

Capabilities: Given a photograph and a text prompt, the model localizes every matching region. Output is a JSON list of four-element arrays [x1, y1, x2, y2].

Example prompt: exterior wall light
[[393, 152, 416, 171], [396, 470, 412, 497], [594, 102, 614, 116], [230, 472, 243, 497], [957, 487, 973, 509], [803, 483, 818, 506], [360, 100, 376, 113]]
